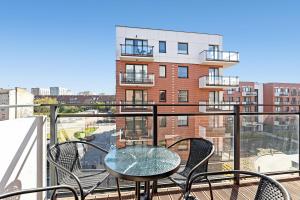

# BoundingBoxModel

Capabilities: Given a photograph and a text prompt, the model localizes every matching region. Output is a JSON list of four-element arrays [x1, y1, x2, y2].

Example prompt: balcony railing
[[275, 92, 289, 96], [120, 44, 154, 57], [199, 76, 239, 88], [119, 101, 153, 113], [242, 91, 257, 96], [119, 72, 155, 86], [199, 50, 239, 66], [1, 104, 300, 196], [199, 101, 239, 112]]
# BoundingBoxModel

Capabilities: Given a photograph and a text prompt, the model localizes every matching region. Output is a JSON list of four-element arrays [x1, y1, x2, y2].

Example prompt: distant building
[[263, 82, 300, 133], [34, 95, 115, 104], [31, 88, 50, 96], [78, 91, 97, 95], [224, 82, 264, 131], [50, 87, 73, 96], [0, 87, 34, 121]]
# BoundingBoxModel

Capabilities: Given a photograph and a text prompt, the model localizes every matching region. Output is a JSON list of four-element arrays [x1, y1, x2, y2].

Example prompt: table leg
[[136, 182, 141, 199]]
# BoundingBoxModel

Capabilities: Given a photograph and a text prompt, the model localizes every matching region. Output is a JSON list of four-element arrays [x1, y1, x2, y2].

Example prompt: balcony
[[242, 91, 257, 96], [119, 72, 155, 87], [1, 104, 300, 200], [119, 101, 153, 113], [199, 101, 239, 112], [199, 76, 239, 88], [275, 92, 289, 96], [120, 44, 154, 61], [199, 50, 239, 67]]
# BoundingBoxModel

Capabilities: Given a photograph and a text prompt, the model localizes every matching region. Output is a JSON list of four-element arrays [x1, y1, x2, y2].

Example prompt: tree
[[34, 97, 58, 114]]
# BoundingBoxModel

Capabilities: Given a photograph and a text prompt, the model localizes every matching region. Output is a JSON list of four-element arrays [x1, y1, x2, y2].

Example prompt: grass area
[[74, 127, 97, 139]]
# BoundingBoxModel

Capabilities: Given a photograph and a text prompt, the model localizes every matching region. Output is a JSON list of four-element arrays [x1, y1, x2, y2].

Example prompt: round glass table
[[104, 146, 181, 199]]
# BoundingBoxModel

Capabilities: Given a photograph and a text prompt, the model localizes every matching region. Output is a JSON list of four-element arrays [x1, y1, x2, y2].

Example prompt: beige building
[[0, 88, 34, 121]]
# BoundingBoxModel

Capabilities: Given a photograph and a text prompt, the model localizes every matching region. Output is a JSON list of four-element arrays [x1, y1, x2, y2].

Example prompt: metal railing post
[[234, 105, 241, 184], [298, 105, 300, 176], [153, 105, 158, 146], [152, 104, 158, 194], [49, 105, 58, 186]]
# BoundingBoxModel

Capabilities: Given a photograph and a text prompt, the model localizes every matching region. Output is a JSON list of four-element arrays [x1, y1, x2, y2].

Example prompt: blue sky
[[0, 0, 299, 94]]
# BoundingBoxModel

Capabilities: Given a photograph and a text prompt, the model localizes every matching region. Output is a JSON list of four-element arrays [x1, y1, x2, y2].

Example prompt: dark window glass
[[178, 66, 188, 78], [159, 41, 166, 53], [159, 90, 167, 102], [178, 42, 188, 54]]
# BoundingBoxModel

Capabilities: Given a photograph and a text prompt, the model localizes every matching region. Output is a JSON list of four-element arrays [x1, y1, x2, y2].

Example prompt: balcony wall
[[0, 116, 47, 199]]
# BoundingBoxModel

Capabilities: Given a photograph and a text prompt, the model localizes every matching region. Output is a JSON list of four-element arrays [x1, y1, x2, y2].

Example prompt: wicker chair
[[167, 138, 215, 197], [48, 141, 121, 200], [184, 170, 291, 200], [0, 185, 78, 200]]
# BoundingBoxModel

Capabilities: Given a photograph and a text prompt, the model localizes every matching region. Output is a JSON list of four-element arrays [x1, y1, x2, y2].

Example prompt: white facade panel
[[116, 26, 223, 64]]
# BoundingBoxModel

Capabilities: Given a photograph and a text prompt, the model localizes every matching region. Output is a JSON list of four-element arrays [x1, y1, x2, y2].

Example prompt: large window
[[159, 90, 167, 102], [178, 66, 188, 78], [125, 64, 147, 82], [125, 39, 149, 55], [178, 42, 188, 54], [125, 117, 148, 139], [159, 65, 166, 78], [178, 90, 188, 102], [178, 116, 188, 126], [159, 41, 166, 53], [126, 90, 147, 104]]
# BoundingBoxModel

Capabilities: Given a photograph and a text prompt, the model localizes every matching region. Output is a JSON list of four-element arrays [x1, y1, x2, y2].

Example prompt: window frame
[[159, 65, 166, 78], [178, 42, 189, 54], [159, 41, 166, 53], [178, 90, 188, 102], [159, 116, 167, 127], [159, 90, 167, 102], [177, 115, 188, 127], [178, 66, 188, 78]]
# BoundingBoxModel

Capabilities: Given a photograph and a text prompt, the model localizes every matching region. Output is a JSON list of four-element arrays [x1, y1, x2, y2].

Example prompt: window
[[244, 106, 251, 112], [125, 117, 148, 139], [126, 90, 147, 104], [159, 41, 166, 53], [125, 64, 148, 82], [159, 65, 166, 78], [178, 116, 188, 126], [159, 116, 167, 127], [178, 66, 188, 78], [178, 42, 188, 54], [178, 90, 188, 102], [125, 39, 149, 55], [159, 90, 167, 102]]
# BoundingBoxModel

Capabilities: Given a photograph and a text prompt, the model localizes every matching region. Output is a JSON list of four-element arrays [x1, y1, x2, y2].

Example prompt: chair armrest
[[167, 137, 192, 149], [72, 141, 109, 154], [0, 185, 78, 200]]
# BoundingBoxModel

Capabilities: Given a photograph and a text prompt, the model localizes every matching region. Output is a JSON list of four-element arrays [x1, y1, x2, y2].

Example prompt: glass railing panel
[[240, 114, 299, 173]]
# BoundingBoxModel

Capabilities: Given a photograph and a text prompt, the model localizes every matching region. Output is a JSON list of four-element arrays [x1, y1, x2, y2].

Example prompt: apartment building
[[31, 87, 50, 96], [263, 83, 300, 132], [115, 25, 240, 152], [0, 88, 34, 121], [224, 82, 264, 131]]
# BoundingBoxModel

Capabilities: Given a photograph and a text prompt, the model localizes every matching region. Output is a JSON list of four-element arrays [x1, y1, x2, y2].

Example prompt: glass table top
[[104, 146, 181, 181]]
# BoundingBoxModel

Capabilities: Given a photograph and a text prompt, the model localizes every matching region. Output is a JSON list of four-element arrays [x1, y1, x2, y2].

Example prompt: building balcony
[[275, 92, 289, 96], [199, 50, 239, 67], [242, 101, 257, 105], [119, 101, 153, 113], [120, 44, 154, 61], [242, 91, 257, 96], [199, 101, 239, 112], [119, 73, 155, 87], [199, 76, 239, 88]]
